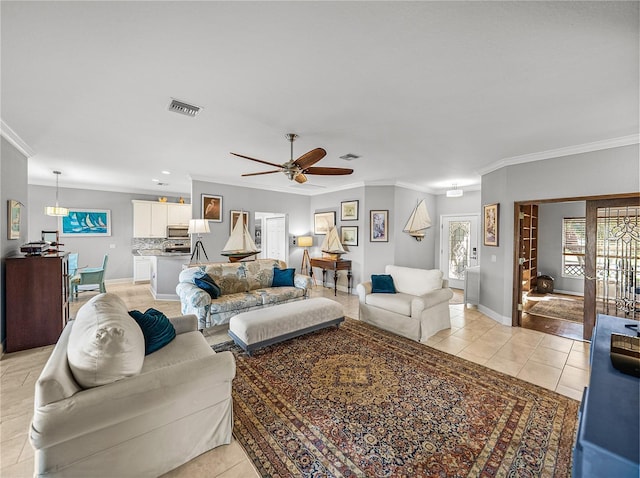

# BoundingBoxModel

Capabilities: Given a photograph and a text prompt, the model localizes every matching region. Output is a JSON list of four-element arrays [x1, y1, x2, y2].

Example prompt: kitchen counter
[[132, 250, 191, 299]]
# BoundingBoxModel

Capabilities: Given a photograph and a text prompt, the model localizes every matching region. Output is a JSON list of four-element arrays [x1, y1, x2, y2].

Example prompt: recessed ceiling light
[[161, 170, 171, 175], [152, 178, 159, 182]]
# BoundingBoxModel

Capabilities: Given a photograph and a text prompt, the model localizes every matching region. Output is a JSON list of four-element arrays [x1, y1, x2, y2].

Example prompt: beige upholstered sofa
[[176, 258, 313, 329], [29, 293, 235, 477], [356, 265, 453, 342]]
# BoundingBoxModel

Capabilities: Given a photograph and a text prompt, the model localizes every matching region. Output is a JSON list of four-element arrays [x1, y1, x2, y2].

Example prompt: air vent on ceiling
[[339, 153, 360, 161], [157, 182, 169, 186], [168, 98, 202, 117]]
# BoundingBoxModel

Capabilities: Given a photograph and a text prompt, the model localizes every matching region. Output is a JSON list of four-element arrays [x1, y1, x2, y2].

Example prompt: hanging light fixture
[[446, 184, 463, 198], [45, 171, 69, 216]]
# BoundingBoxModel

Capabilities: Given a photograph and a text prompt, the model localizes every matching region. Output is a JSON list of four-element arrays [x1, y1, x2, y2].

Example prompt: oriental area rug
[[228, 319, 578, 478], [528, 296, 584, 323]]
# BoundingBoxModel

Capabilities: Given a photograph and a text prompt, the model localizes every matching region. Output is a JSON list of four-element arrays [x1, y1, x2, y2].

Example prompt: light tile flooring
[[0, 284, 590, 477]]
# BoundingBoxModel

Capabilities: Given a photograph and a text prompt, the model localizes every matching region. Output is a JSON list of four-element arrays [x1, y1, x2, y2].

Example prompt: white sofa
[[29, 293, 236, 477], [356, 265, 453, 343]]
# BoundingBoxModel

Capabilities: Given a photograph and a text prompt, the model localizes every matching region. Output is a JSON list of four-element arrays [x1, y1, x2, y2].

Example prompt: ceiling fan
[[231, 133, 354, 184]]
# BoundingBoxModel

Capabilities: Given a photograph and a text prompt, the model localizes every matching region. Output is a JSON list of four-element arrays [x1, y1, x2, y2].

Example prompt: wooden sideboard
[[5, 253, 70, 352], [309, 258, 352, 296]]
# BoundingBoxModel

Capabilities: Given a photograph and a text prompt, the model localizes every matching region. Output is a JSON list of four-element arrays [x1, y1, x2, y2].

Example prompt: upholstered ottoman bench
[[228, 297, 344, 355]]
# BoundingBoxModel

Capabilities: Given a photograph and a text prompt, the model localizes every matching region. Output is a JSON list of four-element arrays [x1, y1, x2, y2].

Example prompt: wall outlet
[[290, 236, 297, 246]]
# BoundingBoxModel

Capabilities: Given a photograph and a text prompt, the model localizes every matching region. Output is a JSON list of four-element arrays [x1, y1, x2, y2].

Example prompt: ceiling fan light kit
[[232, 133, 354, 185]]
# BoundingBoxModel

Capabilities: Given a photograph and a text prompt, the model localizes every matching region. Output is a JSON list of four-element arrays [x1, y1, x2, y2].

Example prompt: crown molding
[[1, 119, 35, 158], [477, 134, 640, 177]]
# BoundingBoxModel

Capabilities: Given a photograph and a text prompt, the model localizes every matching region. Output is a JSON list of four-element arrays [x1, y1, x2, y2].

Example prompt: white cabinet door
[[150, 203, 168, 237], [133, 256, 151, 282], [132, 202, 152, 238], [167, 204, 191, 225]]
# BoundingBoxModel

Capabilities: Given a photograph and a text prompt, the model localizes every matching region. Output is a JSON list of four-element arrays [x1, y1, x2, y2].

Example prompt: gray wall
[[538, 201, 586, 295], [1, 137, 29, 348], [191, 180, 311, 269], [393, 187, 436, 270], [310, 186, 365, 290], [28, 185, 186, 280], [480, 143, 639, 323]]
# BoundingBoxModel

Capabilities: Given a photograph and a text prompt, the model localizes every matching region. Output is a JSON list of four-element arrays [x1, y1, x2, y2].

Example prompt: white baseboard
[[104, 277, 134, 285], [478, 305, 513, 326]]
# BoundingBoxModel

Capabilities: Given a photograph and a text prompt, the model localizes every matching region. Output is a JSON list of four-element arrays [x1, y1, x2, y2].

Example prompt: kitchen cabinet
[[132, 200, 191, 238], [167, 203, 191, 225], [133, 255, 151, 283]]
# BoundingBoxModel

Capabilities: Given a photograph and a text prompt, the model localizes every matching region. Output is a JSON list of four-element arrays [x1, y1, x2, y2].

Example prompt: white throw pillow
[[385, 265, 443, 296], [67, 293, 144, 388]]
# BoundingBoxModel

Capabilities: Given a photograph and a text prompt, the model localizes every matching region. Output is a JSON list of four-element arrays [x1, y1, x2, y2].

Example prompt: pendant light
[[45, 171, 69, 217]]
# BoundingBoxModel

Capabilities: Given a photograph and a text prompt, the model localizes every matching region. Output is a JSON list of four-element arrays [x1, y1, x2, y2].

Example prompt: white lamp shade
[[45, 206, 69, 216], [298, 236, 313, 247], [188, 219, 210, 234]]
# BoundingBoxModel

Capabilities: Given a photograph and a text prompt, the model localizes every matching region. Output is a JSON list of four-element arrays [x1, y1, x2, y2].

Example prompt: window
[[562, 218, 585, 278]]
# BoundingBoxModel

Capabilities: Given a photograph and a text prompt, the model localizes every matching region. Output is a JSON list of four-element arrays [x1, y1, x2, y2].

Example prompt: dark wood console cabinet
[[5, 253, 70, 352]]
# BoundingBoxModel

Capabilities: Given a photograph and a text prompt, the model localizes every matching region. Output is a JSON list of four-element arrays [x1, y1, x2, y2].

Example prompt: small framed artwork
[[230, 210, 249, 234], [483, 203, 500, 246], [370, 210, 389, 242], [60, 209, 111, 236], [341, 226, 358, 246], [202, 194, 223, 222], [341, 200, 359, 221], [314, 211, 336, 235], [7, 199, 21, 240]]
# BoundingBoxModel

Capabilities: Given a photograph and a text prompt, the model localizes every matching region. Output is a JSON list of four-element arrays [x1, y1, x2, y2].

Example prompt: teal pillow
[[272, 267, 295, 287], [194, 273, 221, 299], [371, 274, 396, 293], [128, 308, 176, 355]]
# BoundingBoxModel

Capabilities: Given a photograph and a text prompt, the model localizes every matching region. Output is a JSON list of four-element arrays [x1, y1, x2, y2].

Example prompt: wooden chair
[[70, 254, 108, 301]]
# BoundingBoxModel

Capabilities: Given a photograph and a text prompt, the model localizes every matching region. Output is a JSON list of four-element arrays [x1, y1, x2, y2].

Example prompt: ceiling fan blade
[[231, 152, 283, 169], [294, 173, 308, 184], [293, 148, 326, 170], [304, 167, 354, 176], [241, 170, 281, 177]]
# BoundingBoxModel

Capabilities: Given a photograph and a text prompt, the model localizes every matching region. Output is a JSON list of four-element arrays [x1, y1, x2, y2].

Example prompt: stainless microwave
[[166, 225, 189, 239]]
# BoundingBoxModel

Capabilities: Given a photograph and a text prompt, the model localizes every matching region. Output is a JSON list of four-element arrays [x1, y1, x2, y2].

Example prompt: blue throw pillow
[[194, 274, 221, 299], [128, 308, 176, 355], [371, 274, 396, 293], [272, 267, 295, 287]]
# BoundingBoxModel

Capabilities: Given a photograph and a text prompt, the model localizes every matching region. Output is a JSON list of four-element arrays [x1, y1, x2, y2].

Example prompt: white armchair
[[30, 294, 235, 477], [357, 265, 453, 342]]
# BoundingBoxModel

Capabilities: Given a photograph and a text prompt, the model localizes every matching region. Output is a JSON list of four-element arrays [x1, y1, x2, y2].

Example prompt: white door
[[441, 215, 480, 290], [265, 216, 287, 262]]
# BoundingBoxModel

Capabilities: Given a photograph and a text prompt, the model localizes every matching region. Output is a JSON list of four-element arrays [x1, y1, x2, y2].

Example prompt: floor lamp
[[189, 219, 210, 264], [298, 236, 313, 276]]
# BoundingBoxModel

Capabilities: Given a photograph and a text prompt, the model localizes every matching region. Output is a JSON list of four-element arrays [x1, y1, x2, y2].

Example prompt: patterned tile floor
[[0, 283, 589, 477]]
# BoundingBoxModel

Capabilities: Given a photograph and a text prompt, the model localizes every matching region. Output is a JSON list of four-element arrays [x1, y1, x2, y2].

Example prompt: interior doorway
[[440, 214, 480, 290], [255, 212, 288, 262], [513, 193, 639, 341]]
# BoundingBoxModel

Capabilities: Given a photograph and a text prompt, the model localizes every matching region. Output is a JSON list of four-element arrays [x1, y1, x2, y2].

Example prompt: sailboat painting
[[60, 209, 111, 236], [321, 226, 347, 260], [221, 215, 261, 262], [403, 199, 431, 241]]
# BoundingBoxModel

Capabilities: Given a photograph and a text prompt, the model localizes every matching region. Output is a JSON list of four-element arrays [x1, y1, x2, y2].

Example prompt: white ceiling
[[2, 1, 638, 197]]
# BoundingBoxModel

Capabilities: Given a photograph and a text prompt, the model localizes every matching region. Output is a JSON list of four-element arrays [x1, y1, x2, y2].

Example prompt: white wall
[[480, 143, 639, 323]]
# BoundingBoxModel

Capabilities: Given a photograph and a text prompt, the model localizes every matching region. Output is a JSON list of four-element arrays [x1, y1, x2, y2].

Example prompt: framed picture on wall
[[483, 203, 499, 246], [314, 211, 336, 235], [60, 209, 111, 237], [341, 200, 359, 221], [7, 199, 21, 240], [230, 210, 249, 234], [202, 194, 223, 222], [341, 226, 358, 246], [370, 210, 389, 242]]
